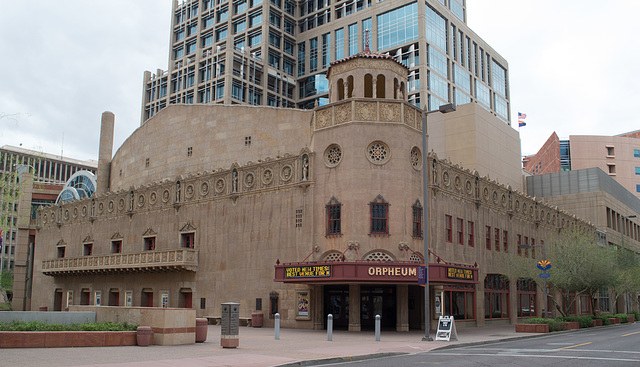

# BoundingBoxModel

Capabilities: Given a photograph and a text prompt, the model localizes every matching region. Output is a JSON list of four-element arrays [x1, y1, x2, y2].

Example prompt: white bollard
[[327, 314, 333, 341], [275, 313, 280, 340], [375, 314, 381, 341]]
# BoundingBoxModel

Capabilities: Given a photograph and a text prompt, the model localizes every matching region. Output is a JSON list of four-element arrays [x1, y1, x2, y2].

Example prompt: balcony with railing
[[41, 248, 198, 276]]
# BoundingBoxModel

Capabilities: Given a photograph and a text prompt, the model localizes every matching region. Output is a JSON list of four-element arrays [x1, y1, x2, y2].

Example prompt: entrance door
[[54, 290, 63, 311], [324, 285, 349, 329], [361, 286, 396, 330]]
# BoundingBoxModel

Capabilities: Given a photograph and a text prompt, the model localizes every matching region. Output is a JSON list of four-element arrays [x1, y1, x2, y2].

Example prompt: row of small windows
[[444, 215, 542, 258], [325, 196, 422, 238], [56, 232, 196, 259], [605, 207, 640, 242]]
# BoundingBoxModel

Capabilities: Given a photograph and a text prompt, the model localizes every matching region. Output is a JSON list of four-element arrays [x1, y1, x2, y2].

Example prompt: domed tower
[[326, 38, 409, 103]]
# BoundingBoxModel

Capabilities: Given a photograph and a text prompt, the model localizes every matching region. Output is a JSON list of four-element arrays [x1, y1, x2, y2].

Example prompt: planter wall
[[0, 331, 137, 348], [608, 318, 621, 324], [593, 319, 603, 326], [515, 324, 549, 333], [628, 316, 635, 323], [564, 321, 580, 330]]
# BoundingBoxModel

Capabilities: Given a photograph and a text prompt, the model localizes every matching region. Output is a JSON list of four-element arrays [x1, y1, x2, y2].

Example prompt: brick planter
[[608, 318, 621, 324], [0, 331, 137, 348], [564, 321, 580, 330], [515, 324, 549, 333], [628, 316, 635, 323], [592, 319, 603, 326]]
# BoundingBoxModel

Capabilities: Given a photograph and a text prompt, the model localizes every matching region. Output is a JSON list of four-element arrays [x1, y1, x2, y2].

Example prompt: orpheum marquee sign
[[285, 265, 331, 278], [276, 262, 420, 283], [275, 262, 478, 284]]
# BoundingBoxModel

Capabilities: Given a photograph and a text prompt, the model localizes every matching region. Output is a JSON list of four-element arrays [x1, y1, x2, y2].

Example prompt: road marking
[[430, 352, 638, 362], [556, 342, 592, 350], [622, 331, 640, 337]]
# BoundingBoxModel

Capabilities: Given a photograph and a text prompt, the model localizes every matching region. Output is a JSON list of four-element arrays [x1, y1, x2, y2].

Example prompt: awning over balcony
[[41, 249, 198, 276]]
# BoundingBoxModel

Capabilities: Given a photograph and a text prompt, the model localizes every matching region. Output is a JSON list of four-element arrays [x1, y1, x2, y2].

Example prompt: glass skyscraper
[[141, 0, 510, 124]]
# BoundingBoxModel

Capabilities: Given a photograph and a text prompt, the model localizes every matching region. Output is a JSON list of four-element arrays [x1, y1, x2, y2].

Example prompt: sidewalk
[[1, 324, 539, 367]]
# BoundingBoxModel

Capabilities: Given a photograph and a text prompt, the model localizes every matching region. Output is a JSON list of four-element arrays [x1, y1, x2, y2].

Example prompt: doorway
[[360, 286, 396, 330], [324, 285, 349, 329]]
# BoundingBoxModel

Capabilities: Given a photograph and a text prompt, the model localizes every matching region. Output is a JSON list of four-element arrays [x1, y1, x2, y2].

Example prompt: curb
[[275, 352, 408, 366]]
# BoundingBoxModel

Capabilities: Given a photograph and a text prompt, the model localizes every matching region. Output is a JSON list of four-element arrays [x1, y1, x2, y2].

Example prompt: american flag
[[518, 112, 527, 120]]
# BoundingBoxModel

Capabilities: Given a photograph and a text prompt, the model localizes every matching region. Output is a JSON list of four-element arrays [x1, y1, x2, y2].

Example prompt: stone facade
[[32, 52, 598, 331]]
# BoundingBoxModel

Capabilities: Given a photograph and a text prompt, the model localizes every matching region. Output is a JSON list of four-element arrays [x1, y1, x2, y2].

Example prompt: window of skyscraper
[[453, 64, 470, 94], [428, 46, 447, 77], [298, 42, 306, 76], [249, 11, 262, 27], [492, 60, 507, 97], [377, 2, 418, 51], [348, 23, 358, 56], [283, 17, 295, 35], [426, 5, 447, 53], [234, 0, 247, 14], [335, 28, 344, 61], [249, 31, 262, 47], [475, 81, 491, 108], [634, 149, 640, 158], [234, 20, 246, 34], [494, 95, 508, 120], [454, 88, 470, 105], [309, 37, 318, 73], [321, 33, 331, 68], [449, 0, 464, 21], [218, 7, 229, 22], [428, 71, 448, 102]]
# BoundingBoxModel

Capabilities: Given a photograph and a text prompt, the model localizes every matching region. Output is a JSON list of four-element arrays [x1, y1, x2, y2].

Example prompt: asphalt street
[[319, 323, 640, 367]]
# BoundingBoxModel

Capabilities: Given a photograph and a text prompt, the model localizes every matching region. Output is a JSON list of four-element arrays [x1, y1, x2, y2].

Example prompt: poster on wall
[[66, 291, 73, 308], [296, 290, 310, 319], [161, 292, 169, 308], [125, 291, 133, 307]]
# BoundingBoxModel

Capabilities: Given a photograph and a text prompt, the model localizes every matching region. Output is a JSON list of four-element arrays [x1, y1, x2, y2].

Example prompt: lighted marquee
[[446, 267, 474, 280], [285, 265, 331, 278]]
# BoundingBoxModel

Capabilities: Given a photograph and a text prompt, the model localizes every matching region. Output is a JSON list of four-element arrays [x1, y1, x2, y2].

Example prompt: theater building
[[31, 50, 595, 330]]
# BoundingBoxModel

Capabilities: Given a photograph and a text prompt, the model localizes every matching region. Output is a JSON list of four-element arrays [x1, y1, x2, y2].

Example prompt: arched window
[[364, 74, 373, 98], [337, 78, 345, 100], [369, 195, 389, 235], [376, 74, 385, 98], [326, 197, 342, 236], [347, 75, 354, 98]]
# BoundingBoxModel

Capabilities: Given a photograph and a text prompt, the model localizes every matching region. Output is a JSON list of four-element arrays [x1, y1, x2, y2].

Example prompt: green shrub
[[523, 318, 566, 332], [559, 315, 593, 328], [0, 320, 137, 332], [592, 315, 612, 325], [0, 303, 11, 310], [613, 314, 629, 323]]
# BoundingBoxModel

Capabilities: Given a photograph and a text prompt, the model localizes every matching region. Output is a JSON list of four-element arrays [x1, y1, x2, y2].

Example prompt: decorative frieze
[[37, 152, 314, 229], [313, 99, 422, 131]]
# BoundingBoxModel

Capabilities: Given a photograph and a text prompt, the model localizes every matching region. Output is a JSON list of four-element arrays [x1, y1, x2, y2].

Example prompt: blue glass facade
[[377, 2, 418, 51]]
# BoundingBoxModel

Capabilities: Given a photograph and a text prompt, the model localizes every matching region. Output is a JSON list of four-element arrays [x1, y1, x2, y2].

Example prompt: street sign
[[539, 273, 550, 278], [418, 266, 426, 285], [537, 260, 552, 271], [435, 316, 458, 341]]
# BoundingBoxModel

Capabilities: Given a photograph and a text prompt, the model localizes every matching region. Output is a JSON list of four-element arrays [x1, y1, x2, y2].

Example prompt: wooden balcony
[[41, 249, 198, 276]]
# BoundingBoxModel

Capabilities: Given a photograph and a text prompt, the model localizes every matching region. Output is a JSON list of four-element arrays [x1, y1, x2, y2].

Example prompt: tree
[[611, 248, 640, 313], [0, 152, 23, 300], [507, 230, 617, 317], [546, 230, 617, 316]]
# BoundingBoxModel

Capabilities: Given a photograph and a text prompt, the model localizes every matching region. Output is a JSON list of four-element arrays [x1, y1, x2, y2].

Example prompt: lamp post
[[421, 103, 456, 341], [518, 242, 548, 318]]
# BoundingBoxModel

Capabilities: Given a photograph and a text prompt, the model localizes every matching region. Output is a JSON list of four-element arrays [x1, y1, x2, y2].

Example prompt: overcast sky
[[1, 1, 638, 162]]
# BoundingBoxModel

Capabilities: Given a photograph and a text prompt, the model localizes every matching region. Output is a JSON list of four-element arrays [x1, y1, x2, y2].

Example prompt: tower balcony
[[41, 248, 198, 276]]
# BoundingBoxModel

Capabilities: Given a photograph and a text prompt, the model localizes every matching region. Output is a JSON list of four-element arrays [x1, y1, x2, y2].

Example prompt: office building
[[523, 131, 640, 199], [0, 145, 97, 309], [141, 0, 510, 126]]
